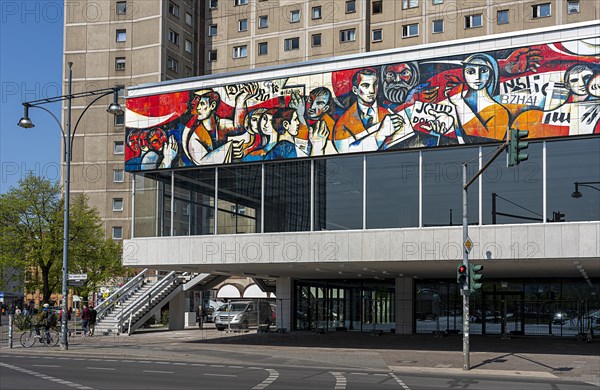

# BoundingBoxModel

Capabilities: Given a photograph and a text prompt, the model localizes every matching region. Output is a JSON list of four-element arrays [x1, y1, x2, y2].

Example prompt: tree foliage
[[0, 173, 126, 303]]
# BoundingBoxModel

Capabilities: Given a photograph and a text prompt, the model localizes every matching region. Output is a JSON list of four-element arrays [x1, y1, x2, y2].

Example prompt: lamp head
[[106, 89, 124, 115], [571, 182, 582, 199], [107, 102, 124, 115], [18, 105, 35, 128]]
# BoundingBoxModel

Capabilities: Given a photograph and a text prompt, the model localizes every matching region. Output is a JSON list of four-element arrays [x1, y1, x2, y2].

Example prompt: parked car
[[552, 311, 570, 325], [215, 301, 273, 331]]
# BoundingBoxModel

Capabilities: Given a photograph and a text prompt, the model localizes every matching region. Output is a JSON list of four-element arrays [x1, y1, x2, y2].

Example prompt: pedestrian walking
[[81, 305, 91, 336], [89, 307, 97, 336], [197, 306, 205, 329]]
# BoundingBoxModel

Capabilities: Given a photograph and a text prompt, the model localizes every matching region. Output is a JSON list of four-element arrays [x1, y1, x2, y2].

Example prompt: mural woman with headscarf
[[443, 53, 510, 142]]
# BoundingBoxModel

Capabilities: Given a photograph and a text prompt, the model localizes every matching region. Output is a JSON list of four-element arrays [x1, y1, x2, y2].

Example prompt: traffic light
[[507, 128, 529, 167], [457, 264, 468, 289], [469, 264, 484, 291], [552, 211, 565, 222]]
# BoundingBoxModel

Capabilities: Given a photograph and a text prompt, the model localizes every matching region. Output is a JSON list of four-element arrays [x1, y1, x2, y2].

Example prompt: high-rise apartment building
[[64, 0, 595, 240]]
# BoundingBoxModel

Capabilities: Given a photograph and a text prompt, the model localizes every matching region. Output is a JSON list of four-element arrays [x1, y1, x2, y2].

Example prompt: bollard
[[8, 314, 13, 348]]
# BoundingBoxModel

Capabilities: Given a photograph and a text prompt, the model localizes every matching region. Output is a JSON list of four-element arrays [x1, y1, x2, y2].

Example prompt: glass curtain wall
[[173, 168, 215, 236], [416, 278, 599, 337], [295, 279, 395, 332], [133, 137, 600, 237], [133, 172, 171, 237], [547, 137, 600, 222], [217, 165, 262, 234], [264, 160, 311, 232], [314, 156, 363, 231], [482, 142, 543, 224], [366, 152, 419, 228], [422, 147, 479, 226]]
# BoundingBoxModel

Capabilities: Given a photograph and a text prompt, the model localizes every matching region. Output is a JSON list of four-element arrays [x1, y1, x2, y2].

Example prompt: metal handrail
[[115, 271, 180, 332], [96, 269, 149, 320]]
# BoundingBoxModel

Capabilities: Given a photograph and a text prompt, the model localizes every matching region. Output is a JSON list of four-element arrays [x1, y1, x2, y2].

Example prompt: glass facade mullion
[[170, 170, 174, 237]]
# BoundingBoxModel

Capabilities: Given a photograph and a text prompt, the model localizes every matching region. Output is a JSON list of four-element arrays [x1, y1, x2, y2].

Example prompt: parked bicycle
[[20, 326, 60, 348]]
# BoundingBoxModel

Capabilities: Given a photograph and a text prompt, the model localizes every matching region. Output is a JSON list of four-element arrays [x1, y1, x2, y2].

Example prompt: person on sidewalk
[[88, 307, 97, 336], [81, 305, 90, 336], [197, 306, 205, 329]]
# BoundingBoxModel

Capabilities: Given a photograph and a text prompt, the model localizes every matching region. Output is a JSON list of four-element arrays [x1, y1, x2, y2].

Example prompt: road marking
[[32, 364, 61, 368], [389, 373, 411, 390], [143, 370, 174, 374], [191, 363, 206, 366], [0, 362, 95, 390], [330, 372, 347, 390], [155, 361, 170, 365], [252, 369, 279, 389], [228, 365, 243, 369], [350, 372, 368, 375], [204, 373, 237, 377], [86, 367, 116, 371], [173, 362, 188, 366], [210, 364, 226, 367]]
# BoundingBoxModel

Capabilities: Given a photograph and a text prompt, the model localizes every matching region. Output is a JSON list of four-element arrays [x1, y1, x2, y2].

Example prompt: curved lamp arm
[[28, 104, 67, 159], [572, 181, 600, 198], [70, 90, 115, 158]]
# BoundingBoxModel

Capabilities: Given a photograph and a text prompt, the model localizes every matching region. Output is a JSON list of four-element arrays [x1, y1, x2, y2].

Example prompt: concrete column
[[395, 277, 414, 335], [275, 277, 292, 331], [168, 291, 185, 330]]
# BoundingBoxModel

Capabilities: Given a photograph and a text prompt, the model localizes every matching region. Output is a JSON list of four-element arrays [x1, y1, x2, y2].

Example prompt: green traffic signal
[[507, 128, 529, 167], [469, 264, 483, 291]]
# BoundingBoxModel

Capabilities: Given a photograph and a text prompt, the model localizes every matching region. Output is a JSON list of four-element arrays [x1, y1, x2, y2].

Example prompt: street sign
[[464, 237, 473, 253], [0, 291, 4, 299], [68, 274, 88, 280], [68, 280, 85, 287]]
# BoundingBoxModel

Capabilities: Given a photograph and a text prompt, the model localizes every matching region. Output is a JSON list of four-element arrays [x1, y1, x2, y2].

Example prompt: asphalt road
[[1, 354, 597, 390]]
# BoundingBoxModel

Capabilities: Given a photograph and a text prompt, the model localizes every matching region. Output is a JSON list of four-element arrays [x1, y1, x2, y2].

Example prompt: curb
[[388, 365, 560, 379]]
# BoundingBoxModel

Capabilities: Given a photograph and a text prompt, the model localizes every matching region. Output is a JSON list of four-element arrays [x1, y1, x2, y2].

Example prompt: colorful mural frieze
[[125, 39, 600, 171]]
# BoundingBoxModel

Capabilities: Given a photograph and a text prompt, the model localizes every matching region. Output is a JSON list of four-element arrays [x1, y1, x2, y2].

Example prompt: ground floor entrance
[[294, 280, 395, 332], [287, 278, 598, 336]]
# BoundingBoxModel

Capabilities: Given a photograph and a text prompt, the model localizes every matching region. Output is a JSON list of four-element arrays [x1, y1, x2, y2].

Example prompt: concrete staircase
[[94, 279, 158, 335]]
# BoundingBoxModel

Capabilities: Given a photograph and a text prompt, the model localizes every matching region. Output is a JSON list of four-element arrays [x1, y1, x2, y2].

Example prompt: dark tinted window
[[264, 160, 311, 232], [482, 142, 543, 224], [315, 156, 363, 230], [547, 137, 600, 222], [366, 152, 419, 228], [422, 147, 479, 226]]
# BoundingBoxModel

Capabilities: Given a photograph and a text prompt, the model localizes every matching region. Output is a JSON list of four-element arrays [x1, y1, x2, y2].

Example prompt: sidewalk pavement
[[1, 325, 598, 386]]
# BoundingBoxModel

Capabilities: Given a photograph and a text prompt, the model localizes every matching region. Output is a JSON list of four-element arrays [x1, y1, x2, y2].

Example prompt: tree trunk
[[41, 264, 52, 304]]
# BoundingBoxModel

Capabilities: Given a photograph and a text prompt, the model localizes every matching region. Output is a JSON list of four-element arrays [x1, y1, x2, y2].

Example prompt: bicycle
[[20, 326, 60, 348]]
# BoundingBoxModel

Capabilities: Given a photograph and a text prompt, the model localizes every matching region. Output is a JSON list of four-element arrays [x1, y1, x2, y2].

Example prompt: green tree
[[0, 173, 126, 303]]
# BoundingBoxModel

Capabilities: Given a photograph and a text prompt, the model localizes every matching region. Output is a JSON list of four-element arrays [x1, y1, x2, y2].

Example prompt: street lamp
[[571, 181, 600, 198], [17, 62, 123, 351]]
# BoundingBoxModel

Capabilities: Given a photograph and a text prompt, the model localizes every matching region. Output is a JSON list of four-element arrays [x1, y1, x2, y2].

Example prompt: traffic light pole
[[462, 164, 470, 371], [461, 142, 507, 370]]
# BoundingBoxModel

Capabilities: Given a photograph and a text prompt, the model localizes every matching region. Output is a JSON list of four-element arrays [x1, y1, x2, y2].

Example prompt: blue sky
[[0, 1, 64, 193]]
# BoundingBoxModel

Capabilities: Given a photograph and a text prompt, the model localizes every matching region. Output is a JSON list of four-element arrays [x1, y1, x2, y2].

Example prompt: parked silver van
[[215, 300, 273, 331]]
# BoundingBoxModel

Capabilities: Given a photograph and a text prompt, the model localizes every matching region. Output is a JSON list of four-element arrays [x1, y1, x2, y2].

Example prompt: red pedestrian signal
[[457, 264, 468, 288]]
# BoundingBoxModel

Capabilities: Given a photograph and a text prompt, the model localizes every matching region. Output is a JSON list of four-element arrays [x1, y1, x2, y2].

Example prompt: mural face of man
[[353, 73, 378, 105], [568, 67, 593, 96], [307, 91, 331, 120], [195, 96, 216, 120], [464, 64, 491, 91], [284, 112, 300, 136], [382, 63, 418, 103], [127, 131, 140, 152]]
